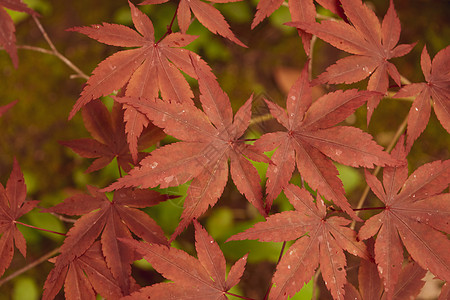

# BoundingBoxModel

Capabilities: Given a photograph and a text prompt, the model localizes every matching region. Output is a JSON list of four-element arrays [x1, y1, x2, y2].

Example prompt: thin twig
[[351, 113, 409, 229], [32, 15, 89, 80], [249, 113, 273, 126], [48, 212, 76, 223], [308, 35, 317, 81], [0, 247, 60, 287]]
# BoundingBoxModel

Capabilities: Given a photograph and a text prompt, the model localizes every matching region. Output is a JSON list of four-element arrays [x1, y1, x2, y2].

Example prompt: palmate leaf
[[288, 0, 416, 123], [395, 45, 450, 150], [228, 184, 368, 300], [121, 220, 248, 299], [140, 0, 246, 47], [254, 64, 398, 217], [250, 0, 343, 54], [0, 159, 38, 277], [344, 259, 426, 300], [68, 1, 209, 160], [359, 136, 450, 300], [0, 0, 37, 68], [60, 100, 165, 173], [43, 241, 124, 300], [105, 60, 269, 241], [42, 187, 169, 299]]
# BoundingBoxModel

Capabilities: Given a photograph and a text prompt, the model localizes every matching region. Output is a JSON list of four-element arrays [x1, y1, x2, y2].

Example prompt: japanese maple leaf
[[250, 0, 344, 54], [359, 136, 450, 299], [121, 220, 248, 300], [105, 60, 269, 240], [0, 99, 17, 117], [287, 0, 416, 123], [228, 184, 368, 300], [0, 159, 38, 277], [344, 260, 426, 300], [254, 64, 398, 217], [60, 100, 165, 173], [42, 187, 169, 297], [68, 1, 209, 160], [140, 0, 246, 47], [394, 45, 450, 150], [43, 241, 125, 300], [0, 0, 37, 68]]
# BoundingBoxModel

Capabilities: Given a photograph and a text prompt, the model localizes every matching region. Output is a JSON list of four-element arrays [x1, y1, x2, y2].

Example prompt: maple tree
[[0, 0, 449, 299]]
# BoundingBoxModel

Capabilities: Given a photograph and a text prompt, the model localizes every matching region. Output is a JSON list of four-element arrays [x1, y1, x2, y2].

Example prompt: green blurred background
[[0, 0, 448, 299]]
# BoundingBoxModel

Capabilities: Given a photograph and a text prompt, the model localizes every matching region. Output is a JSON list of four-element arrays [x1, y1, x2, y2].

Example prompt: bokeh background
[[0, 0, 449, 299]]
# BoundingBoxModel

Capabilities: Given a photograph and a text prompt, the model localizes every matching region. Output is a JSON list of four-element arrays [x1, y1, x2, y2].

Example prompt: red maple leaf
[[42, 187, 169, 298], [287, 0, 416, 122], [395, 45, 450, 150], [105, 59, 269, 240], [0, 99, 18, 117], [254, 64, 398, 217], [68, 1, 209, 161], [43, 241, 125, 300], [60, 100, 165, 173], [250, 0, 344, 54], [228, 184, 368, 300], [0, 0, 37, 68], [344, 259, 426, 300], [121, 220, 248, 299], [0, 158, 38, 277], [344, 238, 427, 300], [359, 136, 450, 299], [140, 0, 246, 47]]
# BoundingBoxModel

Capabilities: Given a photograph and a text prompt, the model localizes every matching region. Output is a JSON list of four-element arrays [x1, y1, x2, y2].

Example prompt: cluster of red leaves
[[1, 0, 449, 299], [287, 0, 416, 123], [41, 186, 170, 299], [0, 0, 37, 68]]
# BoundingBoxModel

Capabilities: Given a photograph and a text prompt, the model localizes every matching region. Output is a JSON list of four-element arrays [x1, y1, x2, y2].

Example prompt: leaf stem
[[15, 221, 66, 236], [0, 247, 60, 287], [329, 206, 385, 212], [263, 241, 286, 300], [32, 15, 89, 80], [224, 291, 256, 300], [156, 5, 178, 44], [351, 113, 408, 229], [117, 157, 123, 178]]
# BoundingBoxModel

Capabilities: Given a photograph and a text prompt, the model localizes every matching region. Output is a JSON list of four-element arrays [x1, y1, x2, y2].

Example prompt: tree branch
[[0, 247, 60, 287], [32, 15, 89, 80]]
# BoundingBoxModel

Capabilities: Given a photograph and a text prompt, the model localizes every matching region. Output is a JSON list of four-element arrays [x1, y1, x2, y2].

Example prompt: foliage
[[0, 0, 449, 299]]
